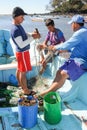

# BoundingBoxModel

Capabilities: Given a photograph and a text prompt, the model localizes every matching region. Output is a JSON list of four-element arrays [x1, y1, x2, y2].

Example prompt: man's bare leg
[[19, 72, 30, 94], [16, 70, 21, 86], [40, 69, 69, 97]]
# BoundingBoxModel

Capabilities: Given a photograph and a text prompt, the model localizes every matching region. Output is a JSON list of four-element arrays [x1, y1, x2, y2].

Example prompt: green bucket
[[44, 92, 62, 124]]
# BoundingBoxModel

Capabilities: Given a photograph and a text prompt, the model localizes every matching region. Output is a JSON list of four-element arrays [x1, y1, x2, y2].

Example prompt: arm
[[43, 40, 48, 48], [27, 32, 41, 39], [14, 32, 40, 49], [55, 33, 81, 51], [37, 40, 48, 51], [38, 34, 49, 50], [14, 36, 30, 49]]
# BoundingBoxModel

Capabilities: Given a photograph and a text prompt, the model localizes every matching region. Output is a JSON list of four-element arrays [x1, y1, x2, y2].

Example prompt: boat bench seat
[[0, 62, 40, 70], [0, 62, 40, 82], [0, 63, 17, 70]]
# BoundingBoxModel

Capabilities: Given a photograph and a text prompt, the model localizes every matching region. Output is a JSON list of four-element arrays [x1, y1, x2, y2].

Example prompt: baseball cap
[[68, 15, 84, 24], [12, 7, 28, 18]]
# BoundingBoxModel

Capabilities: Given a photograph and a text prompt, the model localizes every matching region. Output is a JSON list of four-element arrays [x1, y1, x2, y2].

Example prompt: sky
[[0, 0, 50, 14]]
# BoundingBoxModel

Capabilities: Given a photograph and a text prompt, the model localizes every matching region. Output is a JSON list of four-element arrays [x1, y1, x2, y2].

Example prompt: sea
[[0, 15, 74, 41], [0, 15, 87, 42]]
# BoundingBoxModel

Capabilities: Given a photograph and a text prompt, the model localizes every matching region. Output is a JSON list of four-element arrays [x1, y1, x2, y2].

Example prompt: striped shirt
[[46, 28, 65, 45]]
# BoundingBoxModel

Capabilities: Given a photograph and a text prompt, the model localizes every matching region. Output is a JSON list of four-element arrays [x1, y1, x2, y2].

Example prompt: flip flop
[[24, 90, 36, 96]]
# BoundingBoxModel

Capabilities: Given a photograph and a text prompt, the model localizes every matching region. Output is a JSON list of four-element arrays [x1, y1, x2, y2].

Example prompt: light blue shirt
[[56, 27, 87, 69]]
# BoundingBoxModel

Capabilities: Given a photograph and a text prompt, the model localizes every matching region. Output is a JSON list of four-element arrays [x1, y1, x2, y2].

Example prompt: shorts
[[16, 50, 32, 72], [59, 59, 86, 81]]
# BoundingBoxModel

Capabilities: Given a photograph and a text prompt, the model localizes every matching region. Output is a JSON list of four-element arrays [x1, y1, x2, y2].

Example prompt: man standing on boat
[[11, 7, 40, 95], [37, 19, 65, 75], [39, 15, 87, 97]]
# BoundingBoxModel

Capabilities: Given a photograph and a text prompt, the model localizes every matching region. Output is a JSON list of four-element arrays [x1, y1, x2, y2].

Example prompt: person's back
[[70, 27, 87, 61]]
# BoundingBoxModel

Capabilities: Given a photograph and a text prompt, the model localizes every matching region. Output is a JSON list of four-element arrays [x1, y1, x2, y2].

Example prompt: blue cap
[[68, 15, 84, 24]]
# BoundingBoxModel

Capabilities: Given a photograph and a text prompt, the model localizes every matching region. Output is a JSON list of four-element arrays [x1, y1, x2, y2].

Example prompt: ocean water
[[0, 15, 74, 42], [0, 15, 87, 42]]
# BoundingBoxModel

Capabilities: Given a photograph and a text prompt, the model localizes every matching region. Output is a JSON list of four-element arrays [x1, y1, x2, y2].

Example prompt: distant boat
[[30, 15, 59, 22], [31, 17, 44, 22], [52, 16, 59, 19]]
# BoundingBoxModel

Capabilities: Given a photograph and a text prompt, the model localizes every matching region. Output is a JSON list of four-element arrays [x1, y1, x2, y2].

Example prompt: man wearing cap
[[39, 15, 87, 97], [11, 7, 40, 95]]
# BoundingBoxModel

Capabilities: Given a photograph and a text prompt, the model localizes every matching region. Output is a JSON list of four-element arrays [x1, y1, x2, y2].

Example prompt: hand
[[58, 50, 68, 53], [32, 32, 41, 39], [37, 44, 44, 51], [48, 45, 56, 51], [37, 44, 47, 50], [32, 31, 41, 39]]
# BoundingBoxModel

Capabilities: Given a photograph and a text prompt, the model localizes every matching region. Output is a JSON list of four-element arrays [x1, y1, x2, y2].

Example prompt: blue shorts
[[59, 59, 86, 81]]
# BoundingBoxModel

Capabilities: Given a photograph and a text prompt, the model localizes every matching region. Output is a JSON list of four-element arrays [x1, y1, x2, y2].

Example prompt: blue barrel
[[18, 98, 38, 129]]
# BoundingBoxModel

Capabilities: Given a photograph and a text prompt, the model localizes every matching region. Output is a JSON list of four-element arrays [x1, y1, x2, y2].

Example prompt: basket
[[44, 91, 62, 124]]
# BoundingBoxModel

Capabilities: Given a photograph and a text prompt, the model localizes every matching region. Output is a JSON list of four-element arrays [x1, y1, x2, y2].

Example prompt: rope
[[33, 39, 48, 86]]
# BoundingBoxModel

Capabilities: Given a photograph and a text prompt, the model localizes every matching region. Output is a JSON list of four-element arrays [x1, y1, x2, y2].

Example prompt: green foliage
[[0, 87, 15, 107], [0, 83, 18, 107], [49, 0, 87, 13]]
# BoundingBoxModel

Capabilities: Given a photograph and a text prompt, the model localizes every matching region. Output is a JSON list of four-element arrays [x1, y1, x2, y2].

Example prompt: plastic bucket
[[44, 92, 62, 124], [18, 97, 38, 129]]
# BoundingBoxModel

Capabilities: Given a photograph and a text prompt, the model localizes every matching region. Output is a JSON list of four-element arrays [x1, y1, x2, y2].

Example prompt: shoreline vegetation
[[0, 13, 87, 23], [0, 0, 87, 17], [46, 0, 87, 16], [0, 13, 87, 17]]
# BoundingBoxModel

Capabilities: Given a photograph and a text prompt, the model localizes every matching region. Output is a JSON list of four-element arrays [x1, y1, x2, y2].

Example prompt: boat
[[0, 29, 87, 130], [30, 17, 44, 22], [30, 15, 60, 23]]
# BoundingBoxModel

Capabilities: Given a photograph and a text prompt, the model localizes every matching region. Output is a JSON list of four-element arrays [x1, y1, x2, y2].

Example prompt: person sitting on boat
[[37, 19, 65, 74], [10, 7, 40, 95], [38, 15, 87, 97]]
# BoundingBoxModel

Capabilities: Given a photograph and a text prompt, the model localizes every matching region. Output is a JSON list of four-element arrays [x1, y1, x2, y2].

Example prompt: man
[[38, 19, 65, 74], [11, 7, 40, 95], [39, 15, 87, 97]]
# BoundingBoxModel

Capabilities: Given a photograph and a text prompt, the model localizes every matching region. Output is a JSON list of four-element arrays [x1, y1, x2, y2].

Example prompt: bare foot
[[23, 88, 31, 95]]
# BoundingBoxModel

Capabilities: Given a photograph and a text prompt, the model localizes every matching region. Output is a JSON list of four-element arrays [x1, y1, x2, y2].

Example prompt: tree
[[48, 0, 87, 13]]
